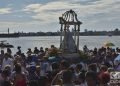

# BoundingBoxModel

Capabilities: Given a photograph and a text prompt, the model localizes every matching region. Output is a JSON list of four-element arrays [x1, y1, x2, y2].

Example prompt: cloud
[[23, 0, 120, 20], [0, 8, 12, 14], [23, 1, 81, 23], [0, 0, 120, 32]]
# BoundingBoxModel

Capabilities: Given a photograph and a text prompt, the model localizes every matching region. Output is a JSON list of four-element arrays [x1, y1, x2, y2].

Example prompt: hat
[[30, 62, 36, 67]]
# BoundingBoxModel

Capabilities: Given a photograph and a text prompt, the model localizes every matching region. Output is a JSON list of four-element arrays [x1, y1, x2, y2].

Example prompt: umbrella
[[104, 42, 115, 47]]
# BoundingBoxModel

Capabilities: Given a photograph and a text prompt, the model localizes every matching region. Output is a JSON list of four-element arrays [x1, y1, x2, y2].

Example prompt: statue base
[[58, 53, 81, 63]]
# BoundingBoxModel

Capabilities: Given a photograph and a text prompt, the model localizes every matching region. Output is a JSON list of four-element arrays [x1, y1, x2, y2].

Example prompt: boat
[[0, 28, 19, 38], [0, 40, 14, 48]]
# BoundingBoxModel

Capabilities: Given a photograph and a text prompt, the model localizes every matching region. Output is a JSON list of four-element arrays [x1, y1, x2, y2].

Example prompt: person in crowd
[[60, 60, 70, 71], [85, 71, 98, 86], [27, 64, 39, 81], [51, 60, 70, 86], [88, 63, 97, 73], [35, 65, 41, 77], [26, 54, 32, 64], [26, 48, 32, 55], [75, 63, 83, 75], [40, 56, 52, 76], [34, 47, 39, 54], [49, 45, 58, 57], [0, 45, 120, 86], [99, 72, 110, 86], [0, 69, 11, 86], [62, 70, 74, 86], [38, 47, 45, 59], [100, 65, 108, 72], [74, 63, 83, 85], [39, 47, 44, 53], [17, 46, 21, 55], [44, 48, 49, 56], [83, 45, 89, 53], [77, 72, 86, 86], [2, 53, 13, 71], [51, 69, 74, 86], [7, 48, 12, 55], [12, 63, 27, 86], [51, 62, 60, 77], [0, 50, 4, 65]]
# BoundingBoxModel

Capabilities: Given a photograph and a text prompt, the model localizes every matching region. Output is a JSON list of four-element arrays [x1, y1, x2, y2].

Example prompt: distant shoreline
[[19, 28, 120, 36], [1, 28, 120, 37], [19, 35, 119, 37]]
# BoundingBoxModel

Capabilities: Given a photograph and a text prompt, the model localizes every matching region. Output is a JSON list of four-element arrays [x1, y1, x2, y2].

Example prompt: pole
[[8, 28, 9, 34], [77, 25, 80, 51], [60, 24, 63, 45], [74, 25, 76, 45]]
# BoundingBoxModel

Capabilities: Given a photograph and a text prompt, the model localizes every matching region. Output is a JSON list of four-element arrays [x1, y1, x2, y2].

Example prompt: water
[[0, 36, 120, 54]]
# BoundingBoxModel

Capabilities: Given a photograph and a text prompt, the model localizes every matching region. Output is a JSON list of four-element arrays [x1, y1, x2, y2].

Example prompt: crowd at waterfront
[[0, 45, 120, 86]]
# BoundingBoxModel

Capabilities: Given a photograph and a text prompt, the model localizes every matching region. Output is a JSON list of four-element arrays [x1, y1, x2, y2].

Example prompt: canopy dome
[[59, 9, 82, 25]]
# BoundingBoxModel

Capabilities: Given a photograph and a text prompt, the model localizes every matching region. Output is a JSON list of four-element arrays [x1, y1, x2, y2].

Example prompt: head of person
[[45, 48, 48, 51], [36, 65, 40, 73], [40, 47, 43, 50], [75, 63, 83, 73], [7, 48, 11, 54], [1, 69, 9, 79], [51, 45, 55, 48], [62, 70, 73, 84], [85, 71, 97, 86], [34, 47, 37, 50], [100, 65, 108, 72], [4, 53, 9, 60], [60, 60, 70, 70], [14, 63, 22, 73], [17, 46, 21, 50], [88, 63, 97, 72], [4, 65, 11, 75], [28, 48, 31, 51], [1, 50, 4, 55], [52, 62, 59, 70]]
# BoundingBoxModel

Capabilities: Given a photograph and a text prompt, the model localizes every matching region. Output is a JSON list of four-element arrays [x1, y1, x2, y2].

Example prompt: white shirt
[[2, 58, 13, 70], [40, 61, 52, 76]]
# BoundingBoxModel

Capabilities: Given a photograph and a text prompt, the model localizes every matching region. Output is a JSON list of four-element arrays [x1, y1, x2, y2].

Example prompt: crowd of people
[[0, 45, 120, 86]]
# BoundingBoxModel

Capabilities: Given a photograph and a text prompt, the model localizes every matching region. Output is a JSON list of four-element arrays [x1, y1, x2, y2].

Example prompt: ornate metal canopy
[[59, 9, 82, 25], [59, 10, 82, 53]]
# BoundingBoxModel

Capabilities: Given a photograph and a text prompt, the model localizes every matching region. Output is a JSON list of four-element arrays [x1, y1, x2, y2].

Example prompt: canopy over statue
[[59, 10, 82, 54]]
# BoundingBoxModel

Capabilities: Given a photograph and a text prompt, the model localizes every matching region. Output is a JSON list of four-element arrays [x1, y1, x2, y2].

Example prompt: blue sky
[[0, 0, 120, 32]]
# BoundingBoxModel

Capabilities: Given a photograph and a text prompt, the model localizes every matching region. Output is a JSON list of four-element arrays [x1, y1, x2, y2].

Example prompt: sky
[[0, 0, 120, 33]]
